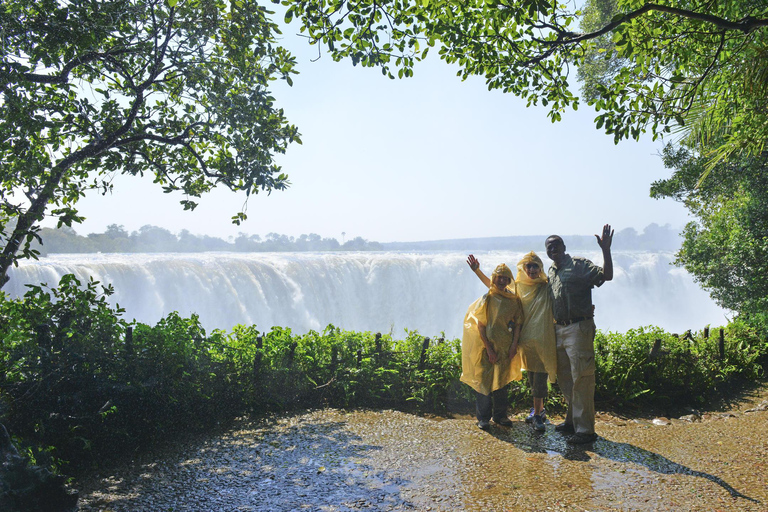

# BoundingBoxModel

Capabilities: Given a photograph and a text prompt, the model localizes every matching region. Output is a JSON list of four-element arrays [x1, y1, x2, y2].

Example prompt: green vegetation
[[595, 324, 767, 409], [4, 0, 765, 286], [651, 146, 768, 325], [1, 0, 300, 288], [0, 275, 470, 477], [1, 276, 765, 502], [284, 0, 768, 162]]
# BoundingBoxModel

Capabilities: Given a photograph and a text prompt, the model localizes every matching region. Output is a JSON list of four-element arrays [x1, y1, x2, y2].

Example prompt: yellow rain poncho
[[460, 264, 524, 395], [515, 252, 558, 383]]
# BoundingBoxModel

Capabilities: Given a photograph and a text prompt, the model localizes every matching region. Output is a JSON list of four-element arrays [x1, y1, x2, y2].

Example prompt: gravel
[[77, 390, 768, 511]]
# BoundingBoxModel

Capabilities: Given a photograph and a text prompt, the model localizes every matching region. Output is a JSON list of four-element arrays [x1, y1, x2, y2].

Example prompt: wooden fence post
[[124, 326, 133, 357], [703, 327, 709, 339], [124, 326, 135, 378], [418, 337, 430, 371], [356, 348, 362, 368], [649, 338, 662, 360], [253, 336, 263, 379], [719, 328, 725, 360], [375, 333, 382, 358]]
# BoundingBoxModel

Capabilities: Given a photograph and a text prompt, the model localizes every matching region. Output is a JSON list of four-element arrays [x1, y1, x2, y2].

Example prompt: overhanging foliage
[[283, 0, 768, 159], [0, 0, 301, 288]]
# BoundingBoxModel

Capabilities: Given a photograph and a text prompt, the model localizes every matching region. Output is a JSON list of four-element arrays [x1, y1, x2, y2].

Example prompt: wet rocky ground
[[78, 386, 768, 511]]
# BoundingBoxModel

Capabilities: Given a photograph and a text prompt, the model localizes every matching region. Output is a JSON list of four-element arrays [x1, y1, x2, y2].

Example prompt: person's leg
[[476, 390, 492, 423], [569, 319, 596, 436], [524, 372, 537, 423], [531, 372, 548, 409], [526, 371, 546, 414], [530, 372, 548, 431], [555, 325, 574, 428], [491, 385, 510, 423]]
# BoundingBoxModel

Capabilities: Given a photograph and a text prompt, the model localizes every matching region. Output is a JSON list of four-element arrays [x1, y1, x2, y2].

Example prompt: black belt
[[555, 316, 592, 326]]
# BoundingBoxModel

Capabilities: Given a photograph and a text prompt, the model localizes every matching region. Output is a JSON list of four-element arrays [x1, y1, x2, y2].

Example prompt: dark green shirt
[[548, 254, 605, 323]]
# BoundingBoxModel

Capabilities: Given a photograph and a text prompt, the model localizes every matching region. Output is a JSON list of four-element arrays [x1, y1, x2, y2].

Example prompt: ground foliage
[[0, 275, 766, 490]]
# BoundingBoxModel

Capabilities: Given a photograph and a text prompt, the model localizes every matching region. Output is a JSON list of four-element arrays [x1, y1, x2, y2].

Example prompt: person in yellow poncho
[[460, 263, 524, 430], [467, 253, 557, 433]]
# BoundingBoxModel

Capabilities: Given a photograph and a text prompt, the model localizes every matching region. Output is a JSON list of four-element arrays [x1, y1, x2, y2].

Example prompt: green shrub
[[2, 274, 767, 478], [595, 325, 766, 411]]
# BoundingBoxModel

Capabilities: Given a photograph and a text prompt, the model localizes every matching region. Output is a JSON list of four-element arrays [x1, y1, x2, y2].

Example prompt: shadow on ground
[[80, 418, 414, 511], [488, 422, 760, 505]]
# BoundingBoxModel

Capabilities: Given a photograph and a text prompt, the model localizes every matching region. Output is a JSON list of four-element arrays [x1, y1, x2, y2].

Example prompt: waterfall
[[5, 251, 728, 338]]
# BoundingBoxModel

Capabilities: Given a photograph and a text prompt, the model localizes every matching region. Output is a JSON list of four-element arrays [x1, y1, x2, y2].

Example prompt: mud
[[78, 386, 768, 511]]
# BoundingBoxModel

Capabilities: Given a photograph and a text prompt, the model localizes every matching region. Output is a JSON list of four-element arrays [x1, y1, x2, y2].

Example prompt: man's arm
[[467, 254, 491, 288], [595, 224, 614, 281]]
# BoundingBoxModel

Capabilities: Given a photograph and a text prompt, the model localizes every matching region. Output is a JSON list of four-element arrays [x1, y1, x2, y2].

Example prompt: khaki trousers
[[555, 319, 596, 435]]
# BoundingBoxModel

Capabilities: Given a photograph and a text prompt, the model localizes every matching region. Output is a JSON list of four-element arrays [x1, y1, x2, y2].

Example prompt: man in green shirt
[[546, 224, 614, 444]]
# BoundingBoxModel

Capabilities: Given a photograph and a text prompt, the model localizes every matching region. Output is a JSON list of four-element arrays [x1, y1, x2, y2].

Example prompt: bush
[[595, 325, 767, 411], [1, 274, 767, 482]]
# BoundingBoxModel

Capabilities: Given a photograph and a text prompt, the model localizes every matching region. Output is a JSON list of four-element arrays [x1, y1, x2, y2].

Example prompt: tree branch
[[544, 3, 767, 46]]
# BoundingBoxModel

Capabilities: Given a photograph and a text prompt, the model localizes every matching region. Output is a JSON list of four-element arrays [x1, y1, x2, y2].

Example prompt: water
[[5, 250, 728, 337]]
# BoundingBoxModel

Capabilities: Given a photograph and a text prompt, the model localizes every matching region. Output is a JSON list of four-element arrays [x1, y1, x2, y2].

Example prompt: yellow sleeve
[[473, 294, 489, 325]]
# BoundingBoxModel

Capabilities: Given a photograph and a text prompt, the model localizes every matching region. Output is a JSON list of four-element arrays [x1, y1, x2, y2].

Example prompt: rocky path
[[78, 387, 768, 511]]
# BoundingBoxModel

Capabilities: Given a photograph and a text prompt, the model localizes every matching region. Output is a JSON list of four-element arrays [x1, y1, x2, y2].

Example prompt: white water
[[5, 251, 729, 338]]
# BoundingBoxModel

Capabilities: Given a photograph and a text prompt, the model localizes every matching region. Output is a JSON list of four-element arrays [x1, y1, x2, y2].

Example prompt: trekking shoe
[[532, 414, 545, 432], [555, 422, 575, 434], [477, 420, 491, 431], [567, 432, 598, 444], [493, 416, 514, 427], [525, 407, 547, 424]]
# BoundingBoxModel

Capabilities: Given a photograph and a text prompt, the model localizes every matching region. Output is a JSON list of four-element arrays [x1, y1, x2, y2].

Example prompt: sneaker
[[532, 414, 545, 432], [493, 416, 513, 427], [567, 432, 598, 444], [525, 407, 547, 424], [555, 422, 575, 434], [477, 420, 491, 431]]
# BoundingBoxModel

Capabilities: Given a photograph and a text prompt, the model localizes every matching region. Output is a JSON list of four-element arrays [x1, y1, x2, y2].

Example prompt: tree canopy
[[0, 0, 300, 287], [652, 146, 768, 319], [283, 0, 768, 158]]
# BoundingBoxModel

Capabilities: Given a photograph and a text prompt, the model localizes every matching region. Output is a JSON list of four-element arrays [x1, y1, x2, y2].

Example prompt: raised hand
[[467, 254, 480, 271], [595, 224, 614, 251]]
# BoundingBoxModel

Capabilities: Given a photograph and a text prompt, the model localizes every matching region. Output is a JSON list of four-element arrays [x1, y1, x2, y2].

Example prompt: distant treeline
[[380, 224, 682, 252], [36, 225, 382, 254], [34, 223, 679, 255]]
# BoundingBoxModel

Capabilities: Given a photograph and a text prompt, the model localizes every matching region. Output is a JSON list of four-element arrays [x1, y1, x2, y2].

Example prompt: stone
[[745, 401, 768, 413]]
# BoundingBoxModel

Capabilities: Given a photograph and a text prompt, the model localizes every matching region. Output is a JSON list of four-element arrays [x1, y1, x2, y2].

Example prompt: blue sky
[[50, 14, 692, 244]]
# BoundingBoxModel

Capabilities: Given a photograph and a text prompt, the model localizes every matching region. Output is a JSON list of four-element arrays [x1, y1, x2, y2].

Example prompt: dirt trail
[[78, 385, 768, 511]]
